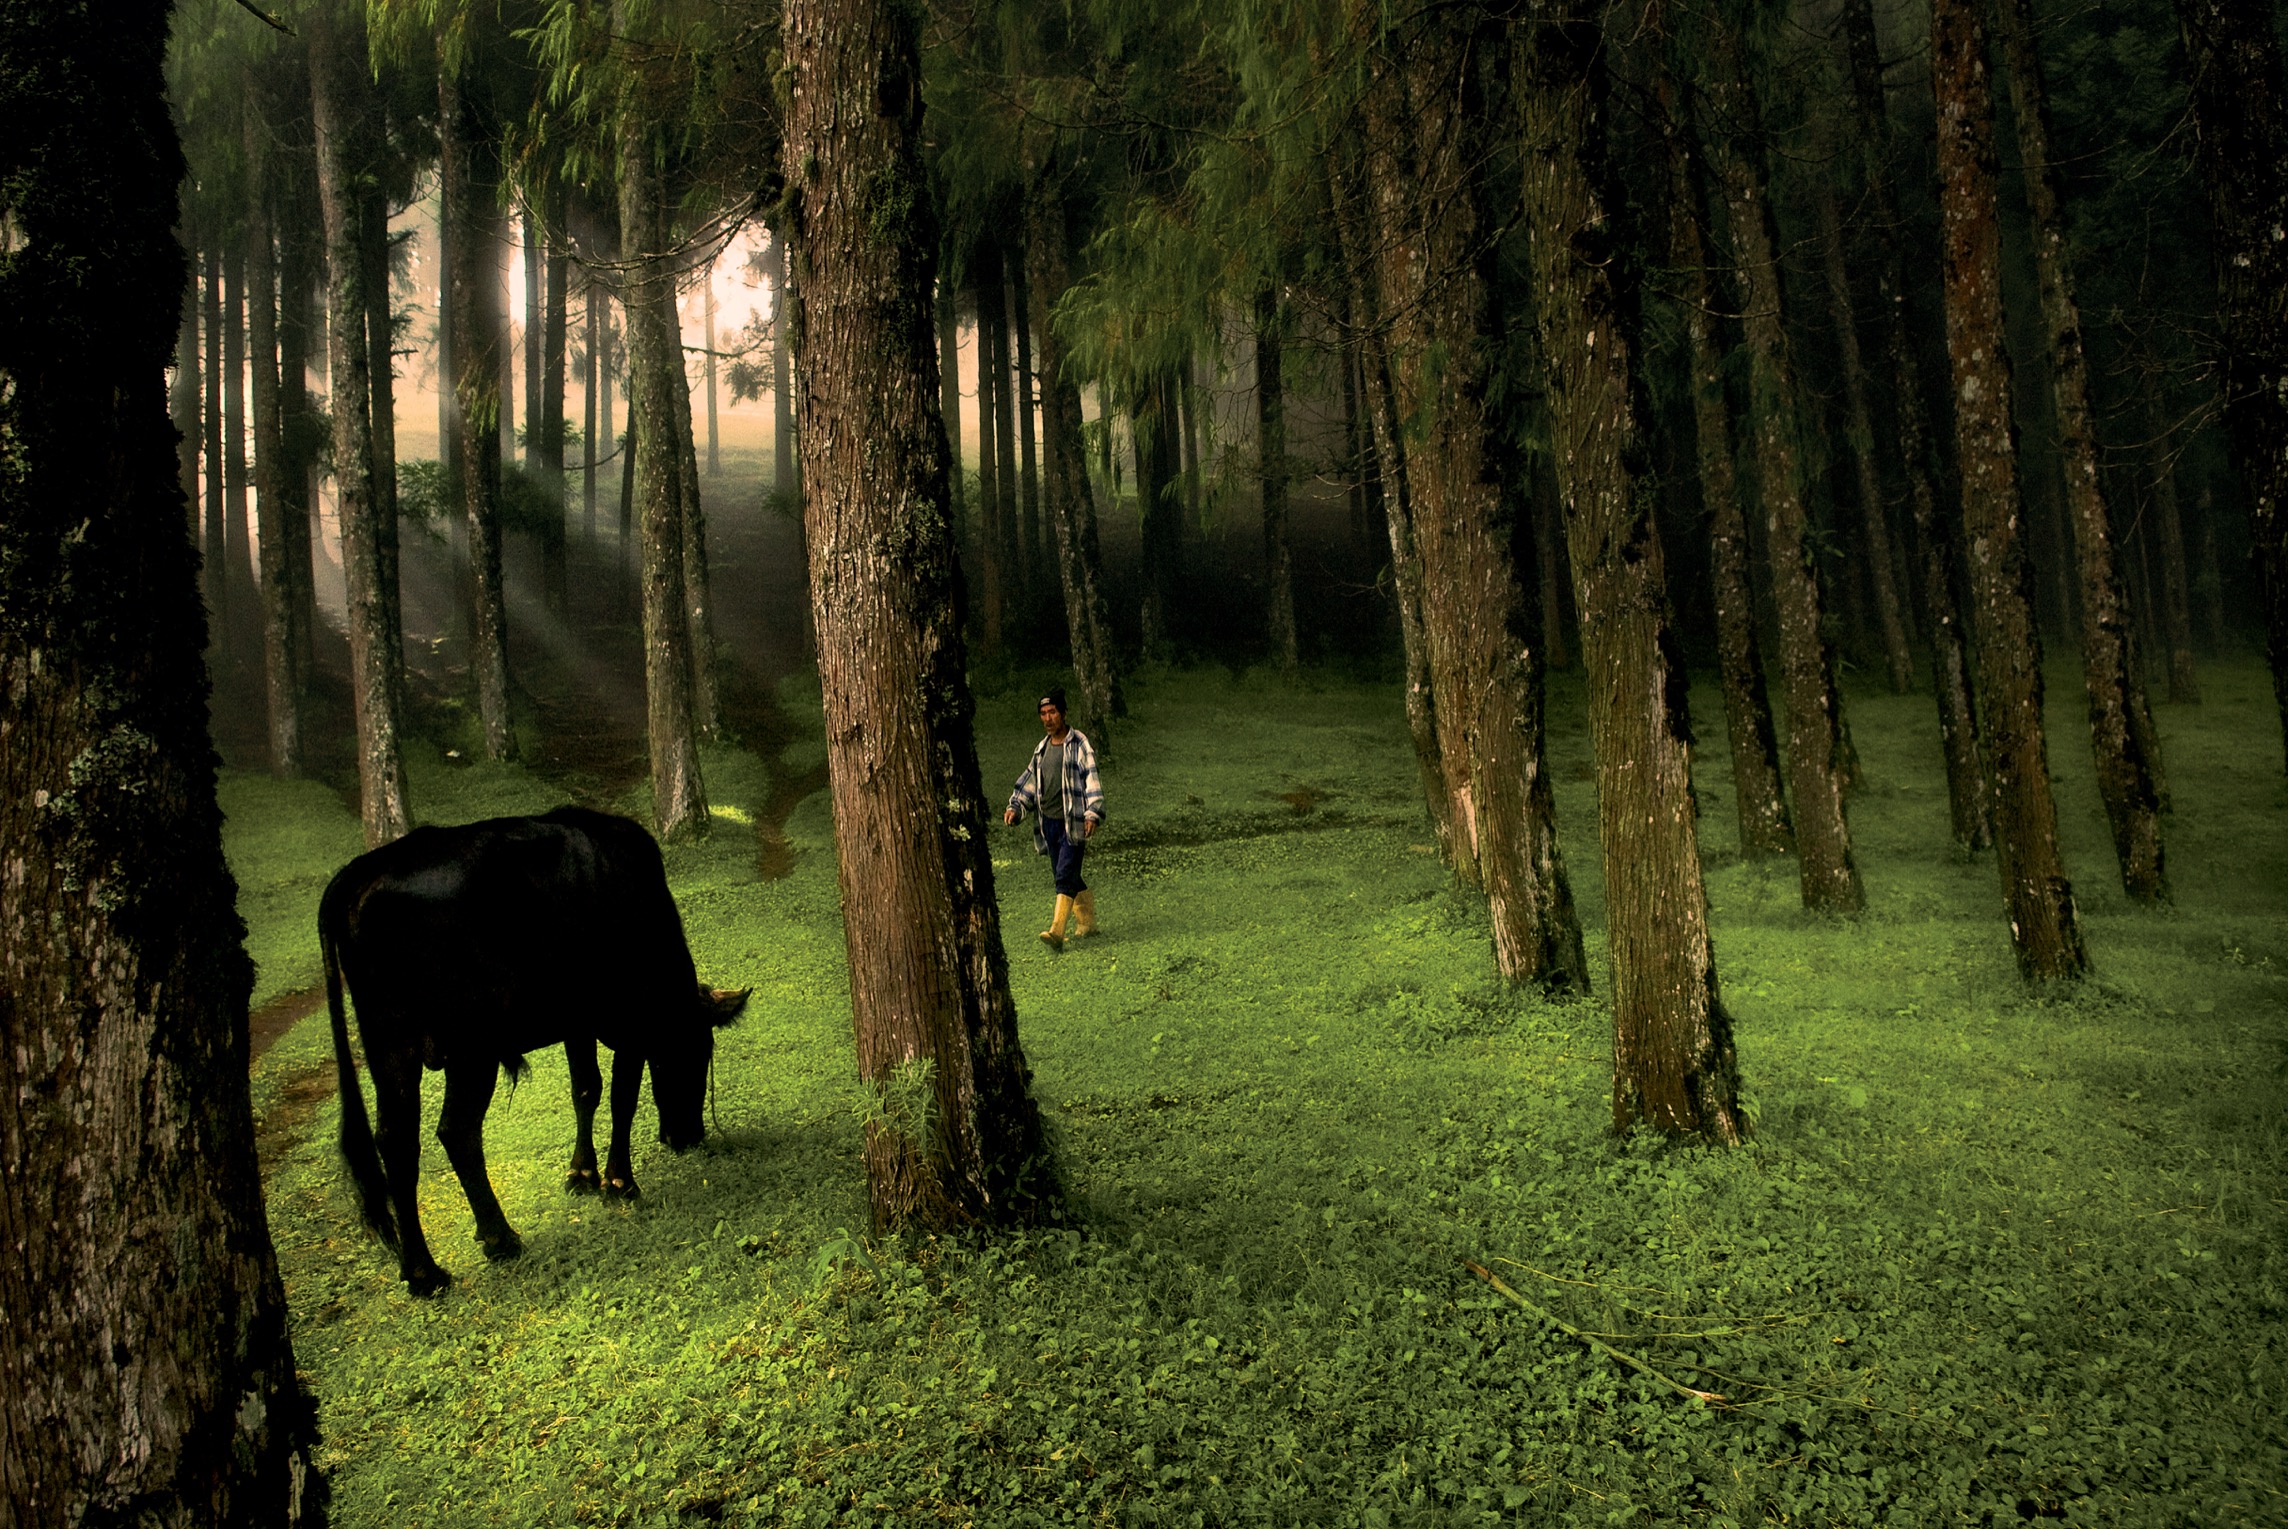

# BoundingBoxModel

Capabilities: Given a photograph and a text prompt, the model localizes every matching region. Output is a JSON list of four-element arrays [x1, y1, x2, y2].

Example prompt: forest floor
[[228, 644, 2286, 1528]]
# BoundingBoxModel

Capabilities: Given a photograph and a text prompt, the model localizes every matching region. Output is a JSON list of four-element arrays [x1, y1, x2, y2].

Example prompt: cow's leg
[[565, 1036, 604, 1194], [438, 1059, 523, 1263], [371, 1052, 450, 1296], [603, 1047, 645, 1199]]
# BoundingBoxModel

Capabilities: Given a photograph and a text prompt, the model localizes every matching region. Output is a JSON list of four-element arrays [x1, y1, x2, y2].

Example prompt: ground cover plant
[[232, 661, 2286, 1528]]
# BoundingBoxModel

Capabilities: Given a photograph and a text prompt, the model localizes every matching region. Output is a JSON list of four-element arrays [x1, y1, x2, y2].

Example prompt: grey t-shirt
[[1040, 736, 1066, 822]]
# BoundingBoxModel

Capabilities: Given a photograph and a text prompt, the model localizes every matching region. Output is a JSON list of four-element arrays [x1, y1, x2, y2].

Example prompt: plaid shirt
[[1007, 728, 1105, 854]]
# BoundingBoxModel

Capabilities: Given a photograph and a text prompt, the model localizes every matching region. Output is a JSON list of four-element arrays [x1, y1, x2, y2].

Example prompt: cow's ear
[[706, 986, 751, 1025]]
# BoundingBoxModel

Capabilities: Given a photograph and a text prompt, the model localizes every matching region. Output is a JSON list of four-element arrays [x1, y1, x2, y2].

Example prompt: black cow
[[320, 807, 749, 1295]]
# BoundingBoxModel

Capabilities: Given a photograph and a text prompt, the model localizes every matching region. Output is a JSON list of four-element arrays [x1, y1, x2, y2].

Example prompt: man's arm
[[1004, 743, 1043, 825], [1076, 733, 1105, 836]]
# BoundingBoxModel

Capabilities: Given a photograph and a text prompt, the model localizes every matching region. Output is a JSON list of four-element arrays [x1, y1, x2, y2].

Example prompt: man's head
[[1038, 689, 1068, 735]]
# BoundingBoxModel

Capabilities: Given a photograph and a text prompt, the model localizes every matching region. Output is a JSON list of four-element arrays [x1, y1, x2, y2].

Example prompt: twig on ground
[[1464, 1257, 1728, 1405]]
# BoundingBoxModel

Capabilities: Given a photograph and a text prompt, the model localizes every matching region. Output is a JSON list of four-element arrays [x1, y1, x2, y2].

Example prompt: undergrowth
[[228, 660, 2287, 1527]]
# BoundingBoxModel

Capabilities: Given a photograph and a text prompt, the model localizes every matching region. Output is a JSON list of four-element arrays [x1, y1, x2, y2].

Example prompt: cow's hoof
[[481, 1230, 525, 1263], [602, 1175, 641, 1200], [406, 1266, 453, 1299], [565, 1167, 602, 1196]]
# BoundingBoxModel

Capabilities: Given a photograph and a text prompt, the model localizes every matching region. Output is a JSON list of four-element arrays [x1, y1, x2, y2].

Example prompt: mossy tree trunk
[[246, 102, 301, 778], [1930, 0, 2088, 980], [1661, 90, 1791, 859], [615, 63, 708, 841], [1025, 173, 1125, 737], [1996, 0, 2167, 902], [1358, 3, 1588, 991], [1702, 6, 1862, 915], [1518, 3, 1744, 1142], [2171, 0, 2288, 773], [0, 5, 325, 1517], [784, 0, 1059, 1231], [440, 60, 516, 763], [311, 0, 411, 846], [1330, 141, 1453, 865]]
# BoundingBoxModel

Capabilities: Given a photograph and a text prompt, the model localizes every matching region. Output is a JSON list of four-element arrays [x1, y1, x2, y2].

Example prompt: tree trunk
[[2172, 0, 2288, 769], [984, 242, 1023, 610], [971, 262, 1007, 651], [1024, 175, 1126, 736], [938, 281, 964, 519], [1661, 93, 1791, 858], [617, 73, 708, 841], [1360, 7, 1588, 991], [672, 298, 721, 741], [440, 63, 517, 763], [542, 200, 570, 610], [1178, 355, 1202, 517], [277, 158, 319, 690], [1013, 253, 1041, 598], [247, 106, 301, 778], [1702, 11, 1863, 914], [768, 233, 796, 501], [524, 212, 542, 471], [704, 276, 720, 474], [783, 0, 1060, 1232], [1256, 287, 1299, 677], [1930, 0, 2088, 979], [1517, 3, 1743, 1142], [1330, 143, 1454, 864], [0, 16, 326, 1518], [1815, 182, 1914, 694], [223, 245, 253, 617], [1530, 448, 1573, 673], [203, 243, 226, 622], [584, 273, 601, 537], [1996, 0, 2167, 902], [1135, 376, 1184, 659], [2144, 386, 2201, 703], [311, 4, 413, 847], [172, 232, 201, 513], [361, 156, 403, 694]]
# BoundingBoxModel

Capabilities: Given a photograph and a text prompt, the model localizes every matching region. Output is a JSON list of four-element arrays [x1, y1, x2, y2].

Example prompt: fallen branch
[[1464, 1257, 1727, 1405]]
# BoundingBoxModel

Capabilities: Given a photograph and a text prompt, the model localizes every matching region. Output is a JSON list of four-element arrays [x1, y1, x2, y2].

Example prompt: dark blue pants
[[1042, 817, 1088, 896]]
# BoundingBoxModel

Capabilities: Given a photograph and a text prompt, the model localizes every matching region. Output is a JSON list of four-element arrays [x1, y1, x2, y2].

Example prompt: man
[[1003, 688, 1104, 950]]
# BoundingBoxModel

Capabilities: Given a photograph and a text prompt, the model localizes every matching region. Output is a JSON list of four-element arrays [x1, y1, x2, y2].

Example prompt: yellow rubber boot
[[1072, 889, 1097, 938], [1039, 894, 1073, 950]]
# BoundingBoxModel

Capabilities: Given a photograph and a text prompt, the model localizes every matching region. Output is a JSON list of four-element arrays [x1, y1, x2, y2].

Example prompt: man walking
[[1003, 688, 1104, 950]]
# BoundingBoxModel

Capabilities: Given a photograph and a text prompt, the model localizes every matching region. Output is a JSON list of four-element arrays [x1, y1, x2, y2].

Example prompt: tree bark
[[1930, 0, 2088, 979], [524, 211, 542, 470], [173, 227, 201, 515], [1330, 142, 1453, 864], [203, 242, 226, 621], [1359, 6, 1588, 991], [984, 241, 1024, 609], [1518, 3, 1743, 1142], [783, 0, 1060, 1231], [439, 62, 516, 763], [277, 146, 319, 690], [584, 272, 601, 536], [1256, 286, 1299, 676], [1013, 253, 1041, 596], [246, 105, 301, 778], [2172, 0, 2288, 770], [2144, 386, 2201, 703], [671, 299, 721, 740], [1024, 175, 1125, 736], [767, 232, 796, 501], [311, 3, 412, 847], [971, 253, 1008, 651], [616, 66, 708, 841], [224, 244, 253, 616], [0, 16, 327, 1517], [1702, 11, 1863, 914], [360, 152, 403, 695], [542, 196, 570, 610], [1996, 0, 2167, 902], [703, 276, 719, 474], [1134, 376, 1183, 658], [1661, 92, 1792, 859], [1815, 182, 1914, 694], [938, 281, 964, 519]]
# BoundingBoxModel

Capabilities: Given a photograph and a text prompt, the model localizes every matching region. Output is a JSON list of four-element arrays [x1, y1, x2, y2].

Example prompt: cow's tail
[[322, 885, 398, 1250]]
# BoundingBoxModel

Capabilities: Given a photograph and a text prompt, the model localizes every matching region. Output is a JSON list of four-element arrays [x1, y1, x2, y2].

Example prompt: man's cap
[[1039, 688, 1068, 713]]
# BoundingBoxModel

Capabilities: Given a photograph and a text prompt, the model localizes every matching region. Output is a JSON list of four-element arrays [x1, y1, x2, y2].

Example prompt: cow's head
[[655, 984, 750, 1151]]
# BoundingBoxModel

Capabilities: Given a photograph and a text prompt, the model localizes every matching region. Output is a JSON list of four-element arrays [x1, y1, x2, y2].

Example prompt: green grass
[[232, 659, 2287, 1527]]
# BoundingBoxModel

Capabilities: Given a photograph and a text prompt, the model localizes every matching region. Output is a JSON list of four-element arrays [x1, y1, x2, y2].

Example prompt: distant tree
[[1517, 0, 1744, 1142], [246, 86, 301, 776], [1255, 284, 1299, 677], [1996, 0, 2167, 903], [310, 0, 413, 845], [1835, 0, 1989, 853], [1699, 4, 1862, 916], [2171, 0, 2288, 772], [1930, 0, 2087, 980], [784, 0, 1060, 1231], [2141, 382, 2201, 704], [0, 3, 324, 1516]]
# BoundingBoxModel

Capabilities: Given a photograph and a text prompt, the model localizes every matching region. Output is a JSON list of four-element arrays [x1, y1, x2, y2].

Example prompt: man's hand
[[1084, 816, 1098, 839], [1003, 807, 1018, 826]]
